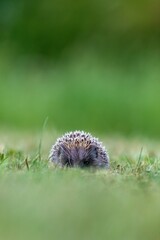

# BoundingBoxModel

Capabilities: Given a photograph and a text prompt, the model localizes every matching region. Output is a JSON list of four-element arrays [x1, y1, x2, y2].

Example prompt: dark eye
[[64, 161, 70, 167], [61, 158, 72, 167], [66, 159, 73, 167], [83, 160, 90, 166]]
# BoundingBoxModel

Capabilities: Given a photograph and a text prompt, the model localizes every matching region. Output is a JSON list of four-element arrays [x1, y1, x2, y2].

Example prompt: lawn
[[0, 52, 160, 240], [0, 130, 160, 240]]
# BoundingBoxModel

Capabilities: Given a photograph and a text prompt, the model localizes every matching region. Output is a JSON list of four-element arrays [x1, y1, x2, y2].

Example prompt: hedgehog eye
[[64, 159, 72, 167], [65, 162, 69, 167], [60, 155, 72, 167], [83, 159, 90, 166]]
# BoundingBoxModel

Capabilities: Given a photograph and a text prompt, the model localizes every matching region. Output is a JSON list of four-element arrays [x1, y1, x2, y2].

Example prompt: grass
[[0, 130, 160, 240], [0, 52, 160, 239]]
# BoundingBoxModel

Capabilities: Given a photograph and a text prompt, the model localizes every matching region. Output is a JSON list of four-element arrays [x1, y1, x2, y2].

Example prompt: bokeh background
[[0, 0, 160, 137]]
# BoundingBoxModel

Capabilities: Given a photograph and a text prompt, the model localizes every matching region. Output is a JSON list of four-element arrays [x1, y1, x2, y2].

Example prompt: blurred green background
[[1, 3, 160, 240], [0, 0, 160, 137]]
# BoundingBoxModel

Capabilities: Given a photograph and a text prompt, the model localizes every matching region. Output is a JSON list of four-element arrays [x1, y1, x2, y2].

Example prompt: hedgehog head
[[58, 143, 100, 168], [49, 131, 109, 168]]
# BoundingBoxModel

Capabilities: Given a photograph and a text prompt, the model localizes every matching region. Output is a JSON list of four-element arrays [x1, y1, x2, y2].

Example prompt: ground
[[0, 130, 160, 240]]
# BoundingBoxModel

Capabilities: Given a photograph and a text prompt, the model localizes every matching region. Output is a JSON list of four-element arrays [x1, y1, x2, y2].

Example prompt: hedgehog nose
[[72, 161, 81, 168]]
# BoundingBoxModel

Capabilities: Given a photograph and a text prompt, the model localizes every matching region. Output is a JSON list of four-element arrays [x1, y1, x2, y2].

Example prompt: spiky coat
[[49, 131, 109, 168]]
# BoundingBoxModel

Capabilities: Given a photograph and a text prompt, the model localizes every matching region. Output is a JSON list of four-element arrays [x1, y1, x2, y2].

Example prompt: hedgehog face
[[49, 131, 109, 168], [59, 144, 99, 168]]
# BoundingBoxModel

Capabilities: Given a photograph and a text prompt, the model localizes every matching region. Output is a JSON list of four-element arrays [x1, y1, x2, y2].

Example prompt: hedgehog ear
[[89, 145, 98, 158]]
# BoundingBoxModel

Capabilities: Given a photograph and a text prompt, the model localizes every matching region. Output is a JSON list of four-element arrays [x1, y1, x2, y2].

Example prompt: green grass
[[0, 131, 160, 240], [0, 52, 160, 239]]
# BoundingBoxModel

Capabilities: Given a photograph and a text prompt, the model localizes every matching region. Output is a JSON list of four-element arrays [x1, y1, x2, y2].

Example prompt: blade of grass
[[136, 147, 143, 171], [37, 117, 49, 161]]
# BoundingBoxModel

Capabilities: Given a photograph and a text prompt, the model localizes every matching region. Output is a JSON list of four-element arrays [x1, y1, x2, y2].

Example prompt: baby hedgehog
[[49, 131, 109, 168]]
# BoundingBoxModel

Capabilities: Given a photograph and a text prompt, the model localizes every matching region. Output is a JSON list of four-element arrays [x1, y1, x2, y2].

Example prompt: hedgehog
[[49, 131, 109, 168]]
